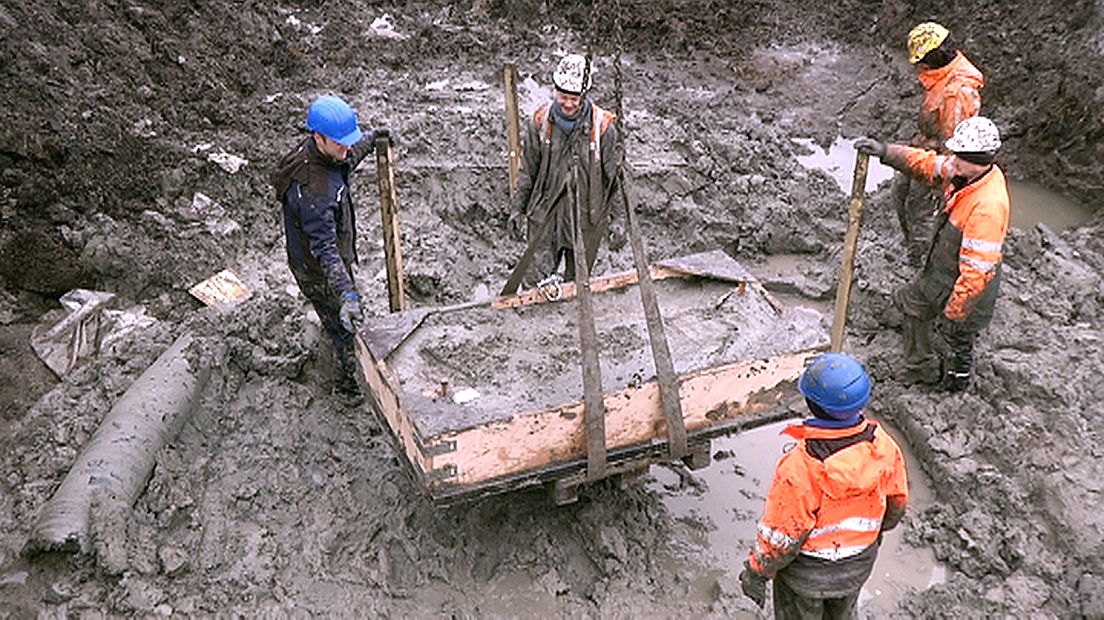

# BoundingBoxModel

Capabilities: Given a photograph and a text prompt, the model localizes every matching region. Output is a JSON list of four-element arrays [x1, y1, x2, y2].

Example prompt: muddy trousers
[[772, 578, 859, 620], [894, 270, 999, 391], [294, 270, 359, 395], [557, 247, 578, 281], [524, 247, 581, 288], [890, 172, 939, 267]]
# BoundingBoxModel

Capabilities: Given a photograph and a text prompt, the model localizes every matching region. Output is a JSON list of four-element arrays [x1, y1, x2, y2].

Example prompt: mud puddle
[[1007, 179, 1094, 231], [648, 418, 945, 612], [792, 136, 896, 194], [793, 136, 1095, 232]]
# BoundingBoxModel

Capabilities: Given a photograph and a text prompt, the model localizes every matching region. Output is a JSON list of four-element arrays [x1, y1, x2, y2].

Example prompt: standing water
[[792, 136, 1095, 231], [1007, 180, 1093, 231], [650, 417, 945, 614], [792, 136, 896, 193]]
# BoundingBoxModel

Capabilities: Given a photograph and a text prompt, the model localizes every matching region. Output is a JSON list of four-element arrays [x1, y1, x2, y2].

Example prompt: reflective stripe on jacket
[[890, 146, 1010, 320], [917, 52, 984, 147], [748, 420, 909, 578]]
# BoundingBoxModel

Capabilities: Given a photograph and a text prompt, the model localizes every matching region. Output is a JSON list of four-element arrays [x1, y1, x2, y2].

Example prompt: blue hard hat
[[305, 95, 363, 146], [798, 352, 872, 418]]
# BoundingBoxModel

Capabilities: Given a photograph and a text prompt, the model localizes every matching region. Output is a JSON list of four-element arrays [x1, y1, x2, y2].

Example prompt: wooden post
[[830, 152, 870, 352], [503, 64, 522, 198], [375, 135, 407, 313]]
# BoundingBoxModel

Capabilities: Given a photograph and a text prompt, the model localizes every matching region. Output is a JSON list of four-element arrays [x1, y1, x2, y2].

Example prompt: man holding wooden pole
[[856, 116, 1009, 392], [270, 95, 392, 401]]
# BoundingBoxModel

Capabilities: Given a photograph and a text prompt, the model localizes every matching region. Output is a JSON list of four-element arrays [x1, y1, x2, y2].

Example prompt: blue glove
[[339, 291, 363, 333]]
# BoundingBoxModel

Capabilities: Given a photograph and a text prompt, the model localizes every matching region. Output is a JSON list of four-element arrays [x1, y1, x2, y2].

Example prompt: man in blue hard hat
[[270, 95, 390, 401], [739, 352, 909, 618]]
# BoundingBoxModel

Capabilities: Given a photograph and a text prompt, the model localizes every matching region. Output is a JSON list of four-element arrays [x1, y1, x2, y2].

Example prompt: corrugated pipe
[[23, 332, 210, 556]]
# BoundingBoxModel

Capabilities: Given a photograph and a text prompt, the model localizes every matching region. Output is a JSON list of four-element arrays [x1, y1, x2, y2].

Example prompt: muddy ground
[[1, 0, 1103, 617]]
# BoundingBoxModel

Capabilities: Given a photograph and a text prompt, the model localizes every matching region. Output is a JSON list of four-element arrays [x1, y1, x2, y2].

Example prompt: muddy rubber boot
[[943, 331, 975, 393], [900, 360, 943, 386], [334, 349, 364, 406]]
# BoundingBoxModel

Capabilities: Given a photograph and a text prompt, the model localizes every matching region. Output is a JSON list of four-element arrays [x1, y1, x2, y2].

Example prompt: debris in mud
[[368, 14, 407, 40], [31, 289, 157, 378], [41, 581, 73, 605], [206, 151, 249, 174], [188, 269, 252, 309]]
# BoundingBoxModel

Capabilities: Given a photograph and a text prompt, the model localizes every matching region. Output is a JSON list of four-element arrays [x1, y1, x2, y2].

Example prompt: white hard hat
[[553, 53, 592, 94], [944, 117, 1002, 153]]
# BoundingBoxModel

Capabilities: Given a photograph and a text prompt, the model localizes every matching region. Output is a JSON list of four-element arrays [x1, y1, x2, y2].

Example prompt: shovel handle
[[830, 152, 870, 352]]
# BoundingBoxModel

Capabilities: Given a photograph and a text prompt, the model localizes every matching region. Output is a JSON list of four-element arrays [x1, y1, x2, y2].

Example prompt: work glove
[[738, 562, 767, 609], [507, 210, 526, 242], [369, 127, 395, 148], [608, 220, 627, 252], [339, 291, 364, 334], [854, 137, 887, 159]]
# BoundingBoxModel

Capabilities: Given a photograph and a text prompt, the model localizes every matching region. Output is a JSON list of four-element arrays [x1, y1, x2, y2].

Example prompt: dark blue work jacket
[[271, 137, 373, 297]]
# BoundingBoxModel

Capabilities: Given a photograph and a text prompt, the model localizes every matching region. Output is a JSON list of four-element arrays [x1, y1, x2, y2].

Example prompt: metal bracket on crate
[[425, 463, 458, 483], [415, 435, 457, 458]]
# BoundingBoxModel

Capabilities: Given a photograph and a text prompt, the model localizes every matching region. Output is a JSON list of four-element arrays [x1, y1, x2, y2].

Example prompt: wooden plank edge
[[427, 405, 800, 506], [353, 336, 430, 478], [421, 348, 821, 490]]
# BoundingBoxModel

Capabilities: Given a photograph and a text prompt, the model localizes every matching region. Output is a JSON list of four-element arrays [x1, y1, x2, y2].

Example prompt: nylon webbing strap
[[619, 172, 687, 459], [500, 183, 567, 296], [571, 162, 607, 481], [608, 2, 684, 459]]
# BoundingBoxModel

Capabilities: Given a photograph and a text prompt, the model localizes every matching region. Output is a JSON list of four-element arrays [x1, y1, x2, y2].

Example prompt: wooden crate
[[354, 250, 827, 504]]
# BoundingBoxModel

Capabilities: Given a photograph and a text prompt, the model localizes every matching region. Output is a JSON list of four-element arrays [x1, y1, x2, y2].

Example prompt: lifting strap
[[571, 159, 608, 481], [611, 0, 687, 459]]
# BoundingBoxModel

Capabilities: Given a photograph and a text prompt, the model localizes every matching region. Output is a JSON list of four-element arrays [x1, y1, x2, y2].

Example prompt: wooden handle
[[503, 64, 522, 198], [830, 152, 870, 352], [375, 135, 407, 313]]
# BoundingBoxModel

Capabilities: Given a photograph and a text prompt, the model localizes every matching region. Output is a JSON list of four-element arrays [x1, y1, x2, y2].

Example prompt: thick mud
[[2, 1, 1103, 617], [388, 275, 824, 433]]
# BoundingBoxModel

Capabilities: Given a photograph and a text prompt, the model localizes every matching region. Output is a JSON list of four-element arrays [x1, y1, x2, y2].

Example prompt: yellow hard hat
[[907, 22, 949, 64]]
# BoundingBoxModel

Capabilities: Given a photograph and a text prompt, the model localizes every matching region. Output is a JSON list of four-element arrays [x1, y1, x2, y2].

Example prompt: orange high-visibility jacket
[[892, 146, 1011, 320], [748, 420, 908, 578], [917, 52, 984, 147]]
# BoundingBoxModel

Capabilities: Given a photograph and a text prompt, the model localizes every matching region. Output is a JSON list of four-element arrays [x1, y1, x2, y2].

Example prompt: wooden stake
[[375, 135, 407, 313], [503, 64, 522, 198], [830, 152, 869, 352]]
